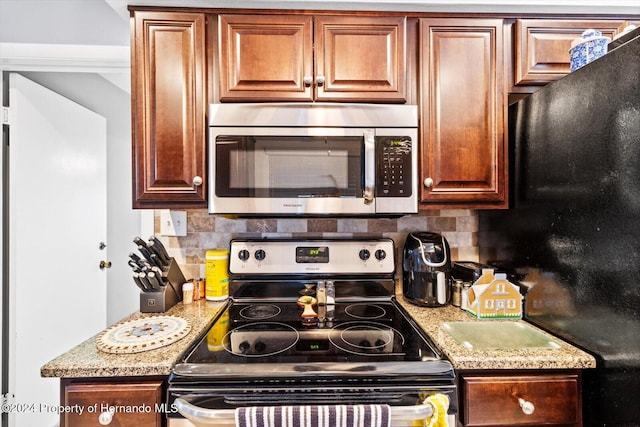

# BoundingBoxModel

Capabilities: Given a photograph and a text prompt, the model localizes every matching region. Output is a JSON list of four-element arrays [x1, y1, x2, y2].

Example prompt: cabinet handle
[[303, 76, 313, 87], [315, 75, 325, 86], [98, 406, 115, 425], [424, 177, 434, 188], [518, 397, 535, 415], [192, 176, 203, 187]]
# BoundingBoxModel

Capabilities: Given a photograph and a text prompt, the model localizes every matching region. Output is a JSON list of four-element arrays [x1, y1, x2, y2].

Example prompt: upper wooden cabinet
[[218, 14, 407, 102], [514, 19, 628, 87], [131, 11, 208, 208], [419, 18, 507, 209]]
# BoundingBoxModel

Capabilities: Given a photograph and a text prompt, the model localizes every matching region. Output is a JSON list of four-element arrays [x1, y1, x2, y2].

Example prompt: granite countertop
[[41, 299, 227, 378], [396, 295, 597, 370], [41, 296, 596, 379]]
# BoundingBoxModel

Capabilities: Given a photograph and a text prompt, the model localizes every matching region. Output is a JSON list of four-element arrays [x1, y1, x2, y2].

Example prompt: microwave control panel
[[376, 136, 413, 197]]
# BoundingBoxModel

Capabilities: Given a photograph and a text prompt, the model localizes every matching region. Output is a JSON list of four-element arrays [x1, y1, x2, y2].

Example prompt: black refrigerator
[[479, 34, 640, 426]]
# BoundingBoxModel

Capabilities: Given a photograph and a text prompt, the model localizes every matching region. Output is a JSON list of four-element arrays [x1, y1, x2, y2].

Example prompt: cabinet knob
[[424, 177, 434, 188], [99, 261, 112, 270], [192, 176, 203, 187], [315, 75, 325, 86], [518, 397, 535, 415], [303, 75, 313, 87], [98, 407, 115, 425]]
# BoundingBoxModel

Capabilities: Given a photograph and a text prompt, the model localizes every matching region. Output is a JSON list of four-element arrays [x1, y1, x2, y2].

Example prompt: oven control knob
[[238, 340, 251, 354], [375, 339, 386, 350], [359, 249, 371, 261], [360, 339, 371, 348], [255, 249, 266, 261], [254, 341, 266, 353], [375, 249, 386, 260], [238, 249, 250, 261]]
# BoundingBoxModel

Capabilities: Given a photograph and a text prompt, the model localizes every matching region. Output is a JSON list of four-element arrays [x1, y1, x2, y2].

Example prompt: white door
[[7, 73, 107, 427]]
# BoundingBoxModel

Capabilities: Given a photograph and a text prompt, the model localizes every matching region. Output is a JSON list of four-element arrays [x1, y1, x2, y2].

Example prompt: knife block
[[140, 259, 186, 313]]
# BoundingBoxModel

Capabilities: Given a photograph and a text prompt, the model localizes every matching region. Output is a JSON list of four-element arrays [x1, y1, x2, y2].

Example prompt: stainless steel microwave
[[208, 103, 418, 216]]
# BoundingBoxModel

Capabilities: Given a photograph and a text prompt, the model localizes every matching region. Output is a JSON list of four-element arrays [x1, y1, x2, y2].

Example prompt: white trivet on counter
[[97, 315, 191, 354]]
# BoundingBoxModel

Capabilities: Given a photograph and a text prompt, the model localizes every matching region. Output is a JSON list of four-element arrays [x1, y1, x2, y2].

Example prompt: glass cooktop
[[181, 299, 441, 367]]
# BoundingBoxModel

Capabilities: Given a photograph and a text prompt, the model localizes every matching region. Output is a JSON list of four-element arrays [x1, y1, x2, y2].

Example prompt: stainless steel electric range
[[167, 238, 456, 427]]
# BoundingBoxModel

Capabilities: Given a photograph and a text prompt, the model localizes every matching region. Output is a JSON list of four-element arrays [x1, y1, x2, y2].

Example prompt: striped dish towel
[[235, 404, 391, 427]]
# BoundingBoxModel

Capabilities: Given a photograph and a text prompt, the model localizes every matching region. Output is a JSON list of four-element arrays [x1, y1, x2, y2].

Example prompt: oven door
[[167, 384, 457, 427]]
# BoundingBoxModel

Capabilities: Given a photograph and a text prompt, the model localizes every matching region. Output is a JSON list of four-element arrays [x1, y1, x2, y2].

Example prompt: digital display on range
[[296, 339, 330, 352], [296, 246, 330, 263]]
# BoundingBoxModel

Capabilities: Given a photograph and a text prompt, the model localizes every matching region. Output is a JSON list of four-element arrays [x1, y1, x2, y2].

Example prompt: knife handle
[[132, 273, 148, 292], [151, 265, 164, 277], [138, 245, 155, 264], [147, 272, 162, 291], [129, 252, 142, 263], [138, 272, 153, 291], [133, 236, 147, 248], [148, 241, 170, 265], [149, 236, 171, 261], [150, 253, 167, 271]]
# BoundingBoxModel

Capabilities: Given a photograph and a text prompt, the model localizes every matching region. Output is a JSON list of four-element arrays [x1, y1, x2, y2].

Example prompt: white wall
[[0, 0, 129, 46]]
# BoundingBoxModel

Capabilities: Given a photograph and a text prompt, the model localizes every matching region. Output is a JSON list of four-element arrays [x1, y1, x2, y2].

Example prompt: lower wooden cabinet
[[61, 378, 164, 427], [458, 371, 582, 426]]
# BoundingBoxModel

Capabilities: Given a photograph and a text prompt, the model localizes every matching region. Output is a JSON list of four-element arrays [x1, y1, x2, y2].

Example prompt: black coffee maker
[[403, 232, 452, 307]]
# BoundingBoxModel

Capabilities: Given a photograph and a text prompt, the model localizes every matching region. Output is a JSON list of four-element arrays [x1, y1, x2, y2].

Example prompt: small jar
[[182, 282, 194, 305], [451, 279, 463, 307], [461, 281, 472, 311]]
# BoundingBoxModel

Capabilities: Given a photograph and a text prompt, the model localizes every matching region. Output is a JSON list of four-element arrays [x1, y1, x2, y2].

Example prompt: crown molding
[[0, 43, 130, 73], [126, 0, 640, 14]]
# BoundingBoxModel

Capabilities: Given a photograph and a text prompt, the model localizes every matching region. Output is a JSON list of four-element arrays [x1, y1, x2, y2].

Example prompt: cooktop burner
[[329, 321, 399, 355], [238, 304, 281, 320], [345, 303, 387, 319], [223, 322, 299, 357]]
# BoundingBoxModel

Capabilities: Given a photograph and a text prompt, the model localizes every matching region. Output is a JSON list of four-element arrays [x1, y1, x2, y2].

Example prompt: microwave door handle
[[363, 129, 375, 204]]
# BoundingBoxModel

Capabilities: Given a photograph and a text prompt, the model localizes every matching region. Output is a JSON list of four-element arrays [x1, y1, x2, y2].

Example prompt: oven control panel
[[229, 239, 395, 275]]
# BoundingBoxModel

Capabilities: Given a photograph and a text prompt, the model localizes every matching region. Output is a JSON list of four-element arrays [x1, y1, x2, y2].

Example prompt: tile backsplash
[[155, 209, 479, 280]]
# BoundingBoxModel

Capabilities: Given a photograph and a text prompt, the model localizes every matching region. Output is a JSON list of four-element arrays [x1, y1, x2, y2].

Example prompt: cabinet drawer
[[462, 374, 580, 426], [62, 381, 163, 427]]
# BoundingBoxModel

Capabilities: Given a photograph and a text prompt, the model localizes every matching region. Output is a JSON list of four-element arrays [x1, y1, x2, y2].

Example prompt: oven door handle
[[174, 397, 434, 426], [363, 129, 375, 205]]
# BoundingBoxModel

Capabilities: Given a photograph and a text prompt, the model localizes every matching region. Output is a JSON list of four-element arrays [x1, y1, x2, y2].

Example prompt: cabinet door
[[132, 11, 207, 208], [62, 381, 163, 427], [461, 373, 581, 426], [218, 14, 313, 101], [514, 19, 626, 86], [419, 19, 507, 208], [314, 15, 407, 102]]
